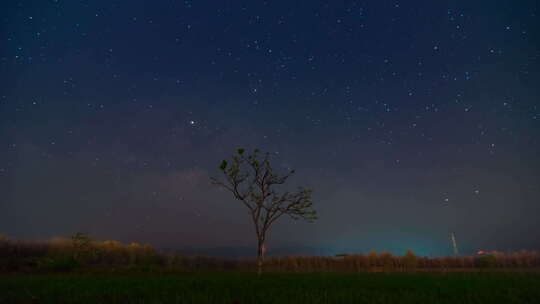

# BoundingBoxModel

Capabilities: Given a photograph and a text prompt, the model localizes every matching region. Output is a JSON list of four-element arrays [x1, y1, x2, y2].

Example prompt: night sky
[[1, 1, 539, 257]]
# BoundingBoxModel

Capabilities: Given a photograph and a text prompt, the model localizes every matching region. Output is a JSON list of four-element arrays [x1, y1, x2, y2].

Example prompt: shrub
[[402, 249, 418, 270], [38, 256, 80, 272], [476, 255, 497, 268]]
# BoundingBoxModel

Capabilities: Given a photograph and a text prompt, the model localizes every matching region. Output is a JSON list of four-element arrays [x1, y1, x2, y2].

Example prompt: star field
[[0, 1, 539, 256]]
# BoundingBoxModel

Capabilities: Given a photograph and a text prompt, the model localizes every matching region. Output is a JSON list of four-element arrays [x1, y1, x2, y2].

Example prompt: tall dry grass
[[0, 234, 160, 272], [0, 234, 539, 273]]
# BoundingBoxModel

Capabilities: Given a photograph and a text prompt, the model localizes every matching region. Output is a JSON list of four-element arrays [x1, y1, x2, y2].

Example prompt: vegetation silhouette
[[1, 235, 540, 274]]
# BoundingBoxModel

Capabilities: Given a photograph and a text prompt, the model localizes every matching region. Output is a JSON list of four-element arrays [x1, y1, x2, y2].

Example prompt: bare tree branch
[[210, 148, 317, 275]]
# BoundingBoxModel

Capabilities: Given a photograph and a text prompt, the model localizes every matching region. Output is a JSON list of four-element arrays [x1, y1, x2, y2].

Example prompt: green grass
[[1, 272, 539, 304]]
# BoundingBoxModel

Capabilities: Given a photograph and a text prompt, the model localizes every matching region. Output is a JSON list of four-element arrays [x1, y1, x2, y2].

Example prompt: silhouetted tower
[[450, 232, 459, 256]]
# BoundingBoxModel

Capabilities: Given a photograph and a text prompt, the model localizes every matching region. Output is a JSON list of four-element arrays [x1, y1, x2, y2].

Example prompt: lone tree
[[211, 148, 317, 275]]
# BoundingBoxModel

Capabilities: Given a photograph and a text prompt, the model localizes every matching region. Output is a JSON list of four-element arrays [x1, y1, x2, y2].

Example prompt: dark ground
[[1, 272, 539, 304]]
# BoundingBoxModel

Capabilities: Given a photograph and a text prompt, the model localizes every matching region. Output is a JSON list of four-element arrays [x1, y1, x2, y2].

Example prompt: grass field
[[1, 272, 539, 304]]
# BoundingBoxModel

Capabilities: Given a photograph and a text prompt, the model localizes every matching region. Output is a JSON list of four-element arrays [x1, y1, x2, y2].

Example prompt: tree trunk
[[257, 239, 265, 276]]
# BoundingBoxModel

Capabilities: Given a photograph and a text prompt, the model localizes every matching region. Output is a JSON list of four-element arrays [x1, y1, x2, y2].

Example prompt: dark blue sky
[[1, 1, 539, 256]]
